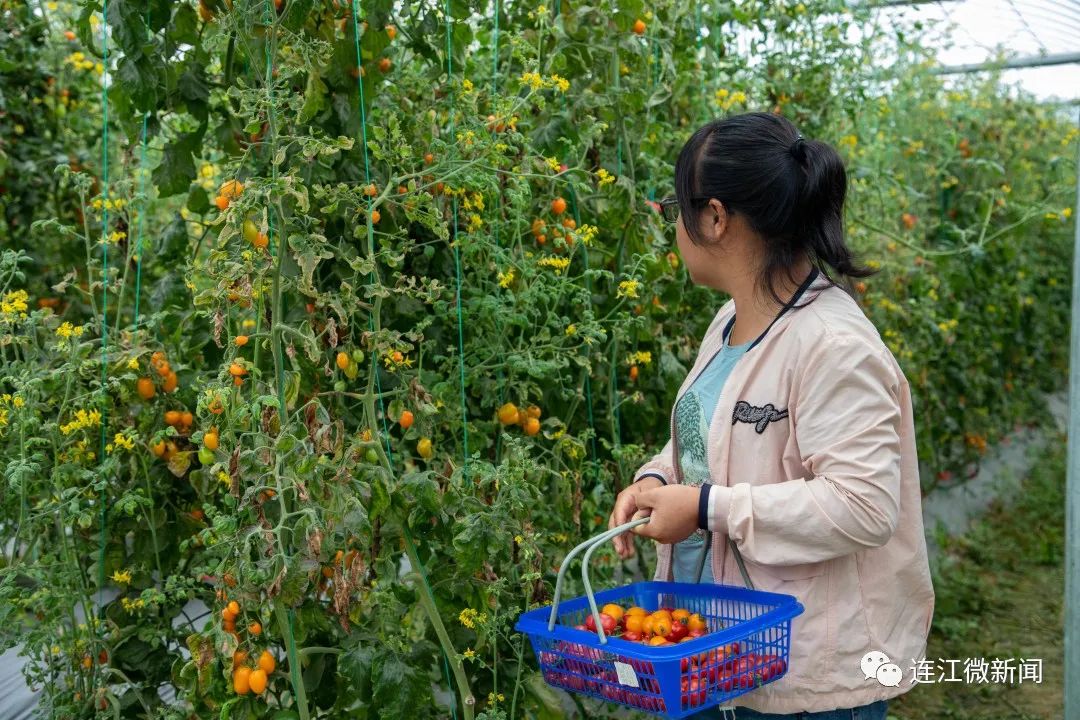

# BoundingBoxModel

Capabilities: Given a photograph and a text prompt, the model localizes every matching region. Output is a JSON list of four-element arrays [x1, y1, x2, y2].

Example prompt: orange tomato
[[64, 30, 76, 40], [336, 352, 350, 370], [629, 365, 639, 382], [687, 613, 707, 633], [181, 411, 194, 428], [229, 363, 247, 377], [204, 431, 219, 451], [219, 179, 244, 200], [370, 209, 381, 224], [164, 410, 181, 426], [625, 606, 647, 617], [652, 617, 671, 638], [633, 19, 647, 35], [523, 417, 540, 436], [258, 650, 276, 674], [647, 636, 670, 646], [214, 195, 230, 211], [364, 183, 377, 197], [162, 370, 178, 393], [551, 197, 567, 215], [233, 649, 248, 668], [399, 410, 414, 429], [235, 335, 249, 347], [233, 666, 251, 694], [386, 24, 397, 40], [641, 615, 654, 636], [136, 377, 155, 400], [378, 57, 391, 72], [150, 440, 166, 457], [227, 600, 240, 616], [248, 621, 262, 636], [624, 615, 645, 634], [497, 403, 519, 425], [252, 232, 269, 249], [526, 405, 542, 419], [672, 609, 691, 623], [424, 153, 434, 165], [248, 667, 267, 694]]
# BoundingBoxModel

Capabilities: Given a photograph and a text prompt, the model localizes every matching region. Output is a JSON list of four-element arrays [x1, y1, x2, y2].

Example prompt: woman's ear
[[707, 198, 729, 243]]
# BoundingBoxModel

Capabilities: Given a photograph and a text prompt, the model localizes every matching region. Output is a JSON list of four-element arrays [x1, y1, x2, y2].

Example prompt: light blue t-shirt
[[672, 327, 753, 583]]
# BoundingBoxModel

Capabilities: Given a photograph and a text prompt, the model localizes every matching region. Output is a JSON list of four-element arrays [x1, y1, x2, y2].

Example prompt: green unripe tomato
[[343, 362, 358, 380], [351, 349, 365, 364], [198, 447, 215, 465], [334, 380, 346, 392], [364, 448, 379, 463], [242, 219, 259, 245]]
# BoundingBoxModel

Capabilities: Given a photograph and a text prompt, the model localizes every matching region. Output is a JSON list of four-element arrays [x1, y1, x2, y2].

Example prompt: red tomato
[[622, 630, 641, 642]]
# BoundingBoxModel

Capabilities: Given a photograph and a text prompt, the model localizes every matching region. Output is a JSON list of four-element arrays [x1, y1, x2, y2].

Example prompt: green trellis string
[[550, 0, 603, 489], [444, 0, 470, 482], [491, 0, 508, 464], [349, 5, 457, 716], [260, 1, 307, 711], [95, 0, 111, 636]]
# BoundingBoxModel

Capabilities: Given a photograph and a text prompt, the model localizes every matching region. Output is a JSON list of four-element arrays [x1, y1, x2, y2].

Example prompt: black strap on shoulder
[[722, 266, 821, 352]]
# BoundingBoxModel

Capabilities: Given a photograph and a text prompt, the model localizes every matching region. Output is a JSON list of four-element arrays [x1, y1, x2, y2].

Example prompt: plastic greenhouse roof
[[873, 0, 1080, 104]]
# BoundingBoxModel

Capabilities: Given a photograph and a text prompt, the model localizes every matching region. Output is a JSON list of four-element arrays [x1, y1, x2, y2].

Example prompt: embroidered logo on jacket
[[732, 401, 789, 434]]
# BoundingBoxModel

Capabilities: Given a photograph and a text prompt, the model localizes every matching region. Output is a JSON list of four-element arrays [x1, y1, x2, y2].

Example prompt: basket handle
[[545, 517, 651, 643]]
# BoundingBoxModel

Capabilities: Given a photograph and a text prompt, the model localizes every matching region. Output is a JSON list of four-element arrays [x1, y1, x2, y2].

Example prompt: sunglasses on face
[[658, 195, 717, 224]]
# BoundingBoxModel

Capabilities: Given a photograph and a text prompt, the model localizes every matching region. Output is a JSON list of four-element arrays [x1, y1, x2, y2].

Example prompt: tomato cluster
[[575, 603, 708, 645]]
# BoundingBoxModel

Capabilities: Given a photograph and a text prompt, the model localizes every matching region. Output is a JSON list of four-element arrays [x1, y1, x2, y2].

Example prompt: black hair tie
[[790, 134, 806, 161]]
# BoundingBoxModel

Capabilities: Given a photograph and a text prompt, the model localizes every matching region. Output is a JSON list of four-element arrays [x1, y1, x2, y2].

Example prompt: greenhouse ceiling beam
[[932, 51, 1080, 74]]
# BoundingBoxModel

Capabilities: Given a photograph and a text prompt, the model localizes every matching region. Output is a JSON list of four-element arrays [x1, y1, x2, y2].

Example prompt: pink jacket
[[632, 271, 934, 714]]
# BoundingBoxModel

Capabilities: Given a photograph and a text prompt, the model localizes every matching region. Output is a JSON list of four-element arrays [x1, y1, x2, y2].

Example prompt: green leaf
[[152, 128, 203, 197], [299, 71, 328, 125], [116, 55, 160, 113]]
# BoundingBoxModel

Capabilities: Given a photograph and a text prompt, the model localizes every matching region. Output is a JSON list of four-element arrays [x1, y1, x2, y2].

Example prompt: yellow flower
[[629, 350, 652, 365], [576, 224, 598, 246], [120, 597, 145, 612], [459, 608, 479, 629], [565, 324, 576, 336], [537, 257, 571, 274], [218, 471, 231, 486], [12, 396, 24, 408], [111, 569, 133, 585], [549, 74, 569, 92], [497, 269, 515, 288], [463, 649, 476, 660], [520, 71, 545, 91], [60, 408, 102, 435], [596, 168, 615, 187], [545, 156, 561, 173], [467, 213, 483, 232], [1, 290, 29, 318], [1063, 207, 1073, 219], [839, 134, 858, 150], [56, 322, 85, 338], [514, 535, 524, 545], [112, 432, 136, 452], [461, 78, 474, 93], [617, 279, 640, 299]]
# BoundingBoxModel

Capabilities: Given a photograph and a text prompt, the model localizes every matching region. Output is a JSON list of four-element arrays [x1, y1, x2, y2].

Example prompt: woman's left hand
[[630, 485, 702, 544]]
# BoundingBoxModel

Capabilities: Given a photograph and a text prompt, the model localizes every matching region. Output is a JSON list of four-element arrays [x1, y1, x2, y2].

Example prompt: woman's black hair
[[673, 112, 879, 309]]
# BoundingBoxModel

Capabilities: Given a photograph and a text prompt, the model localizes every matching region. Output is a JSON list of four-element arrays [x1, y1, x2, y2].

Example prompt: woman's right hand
[[609, 476, 664, 559]]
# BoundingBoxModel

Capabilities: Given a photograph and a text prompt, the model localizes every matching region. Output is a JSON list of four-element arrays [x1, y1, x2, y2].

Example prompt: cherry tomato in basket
[[666, 620, 688, 642], [584, 612, 617, 634], [622, 630, 641, 642]]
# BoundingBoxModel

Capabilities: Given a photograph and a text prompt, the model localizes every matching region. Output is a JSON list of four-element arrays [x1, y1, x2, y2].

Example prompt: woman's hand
[[609, 477, 663, 559], [630, 485, 702, 545]]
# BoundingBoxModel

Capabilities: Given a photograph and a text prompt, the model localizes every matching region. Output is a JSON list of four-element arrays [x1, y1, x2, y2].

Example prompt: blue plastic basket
[[515, 518, 805, 718]]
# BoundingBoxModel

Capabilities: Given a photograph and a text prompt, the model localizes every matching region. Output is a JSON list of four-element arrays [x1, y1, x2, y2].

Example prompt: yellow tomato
[[258, 650, 276, 674], [687, 613, 707, 632], [647, 636, 670, 646], [672, 609, 691, 623], [625, 606, 647, 617], [624, 615, 644, 634], [601, 604, 625, 624], [248, 668, 267, 694], [651, 617, 671, 638]]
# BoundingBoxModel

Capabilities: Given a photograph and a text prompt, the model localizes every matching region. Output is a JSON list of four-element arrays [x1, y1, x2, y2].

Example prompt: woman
[[608, 112, 934, 720]]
